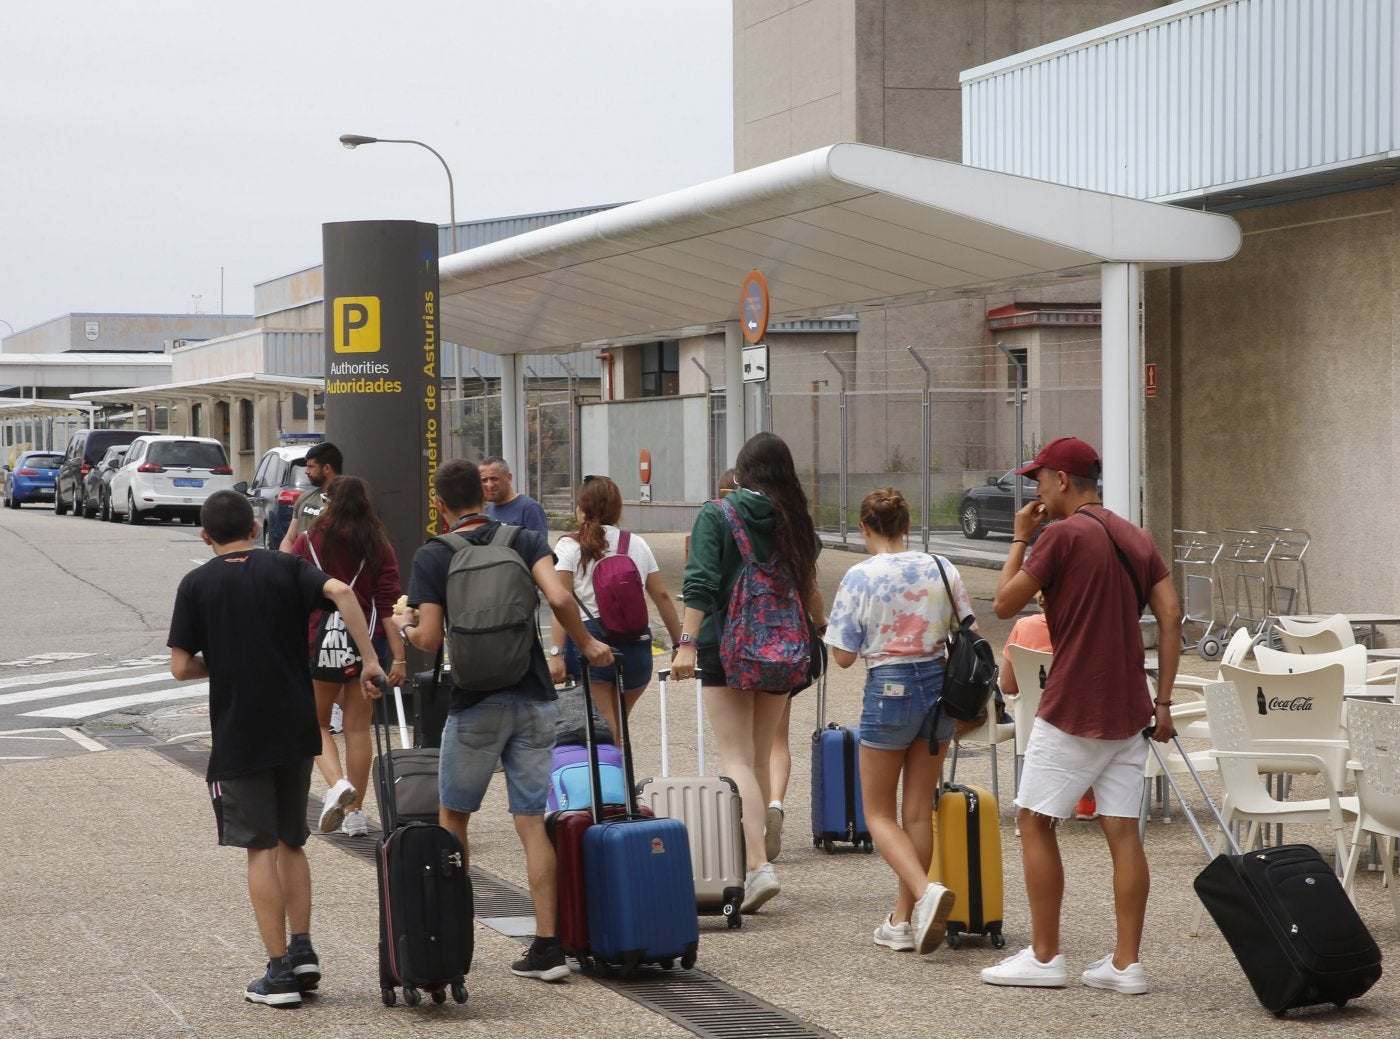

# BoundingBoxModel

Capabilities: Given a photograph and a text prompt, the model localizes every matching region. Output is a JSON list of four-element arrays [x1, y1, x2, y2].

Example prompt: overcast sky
[[0, 2, 733, 337]]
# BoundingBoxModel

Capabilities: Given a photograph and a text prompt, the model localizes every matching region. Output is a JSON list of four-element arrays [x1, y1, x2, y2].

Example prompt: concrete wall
[[1144, 183, 1399, 614], [3, 313, 254, 354]]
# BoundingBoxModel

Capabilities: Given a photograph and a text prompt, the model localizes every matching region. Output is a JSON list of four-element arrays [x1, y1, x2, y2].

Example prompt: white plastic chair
[[947, 702, 1015, 805], [1190, 682, 1359, 936], [1340, 700, 1400, 924], [1139, 676, 1218, 837], [1275, 613, 1354, 654], [1253, 643, 1398, 687], [1171, 626, 1258, 739], [1005, 645, 1051, 799], [1218, 663, 1351, 794]]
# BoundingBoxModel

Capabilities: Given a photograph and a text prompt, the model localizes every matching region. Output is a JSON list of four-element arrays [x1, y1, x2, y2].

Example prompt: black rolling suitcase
[[373, 690, 472, 1008], [1146, 727, 1382, 1016]]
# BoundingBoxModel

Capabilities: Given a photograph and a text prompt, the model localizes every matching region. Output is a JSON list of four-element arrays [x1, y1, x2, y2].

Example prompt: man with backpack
[[397, 458, 612, 983]]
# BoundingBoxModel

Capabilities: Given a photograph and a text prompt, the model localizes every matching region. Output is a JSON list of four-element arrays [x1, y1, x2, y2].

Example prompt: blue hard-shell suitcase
[[810, 672, 873, 854]]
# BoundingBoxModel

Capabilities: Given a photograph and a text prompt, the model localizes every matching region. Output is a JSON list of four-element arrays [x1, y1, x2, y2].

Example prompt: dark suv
[[54, 429, 144, 516]]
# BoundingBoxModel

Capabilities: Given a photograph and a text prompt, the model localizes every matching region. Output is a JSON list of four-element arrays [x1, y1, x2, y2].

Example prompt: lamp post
[[0, 319, 13, 336], [340, 132, 463, 448]]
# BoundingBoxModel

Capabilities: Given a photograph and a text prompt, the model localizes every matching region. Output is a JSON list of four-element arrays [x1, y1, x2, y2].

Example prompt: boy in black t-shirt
[[169, 490, 384, 1008]]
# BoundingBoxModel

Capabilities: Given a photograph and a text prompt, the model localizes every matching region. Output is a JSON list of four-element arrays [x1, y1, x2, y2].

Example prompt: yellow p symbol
[[334, 296, 380, 353]]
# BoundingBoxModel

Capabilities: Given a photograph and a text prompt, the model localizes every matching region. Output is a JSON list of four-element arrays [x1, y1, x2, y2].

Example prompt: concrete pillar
[[499, 352, 521, 479], [724, 321, 744, 467], [1100, 262, 1142, 525]]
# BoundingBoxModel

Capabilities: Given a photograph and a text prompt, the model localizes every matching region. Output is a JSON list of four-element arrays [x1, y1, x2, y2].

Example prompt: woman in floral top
[[825, 487, 974, 957]]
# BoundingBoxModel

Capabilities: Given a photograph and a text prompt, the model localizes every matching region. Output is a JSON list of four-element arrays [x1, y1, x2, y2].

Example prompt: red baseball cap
[[1014, 437, 1101, 479]]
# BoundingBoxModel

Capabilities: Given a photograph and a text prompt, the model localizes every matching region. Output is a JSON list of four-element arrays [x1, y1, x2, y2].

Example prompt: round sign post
[[740, 269, 769, 345]]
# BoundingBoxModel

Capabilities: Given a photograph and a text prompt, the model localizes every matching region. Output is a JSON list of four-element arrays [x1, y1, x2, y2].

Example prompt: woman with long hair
[[824, 487, 966, 955], [551, 474, 681, 739], [292, 474, 406, 836], [670, 432, 824, 914]]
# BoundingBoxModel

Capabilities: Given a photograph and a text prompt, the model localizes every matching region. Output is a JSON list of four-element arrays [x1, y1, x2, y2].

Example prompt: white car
[[110, 435, 234, 525]]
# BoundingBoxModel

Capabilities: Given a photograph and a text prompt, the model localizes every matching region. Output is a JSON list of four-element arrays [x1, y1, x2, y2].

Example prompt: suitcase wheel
[[681, 950, 697, 970], [402, 986, 422, 1007], [992, 931, 1007, 950], [823, 838, 835, 855], [452, 981, 468, 1004], [660, 958, 675, 971], [381, 986, 396, 1007], [947, 930, 963, 950], [862, 838, 874, 854], [812, 835, 821, 848], [432, 988, 447, 1005]]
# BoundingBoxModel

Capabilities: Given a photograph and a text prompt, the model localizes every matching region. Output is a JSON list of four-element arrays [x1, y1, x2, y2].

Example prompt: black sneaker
[[510, 940, 569, 982], [245, 960, 302, 1007], [287, 938, 321, 992]]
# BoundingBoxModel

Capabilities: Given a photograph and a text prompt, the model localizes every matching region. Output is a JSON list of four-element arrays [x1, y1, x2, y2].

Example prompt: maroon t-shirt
[[1021, 509, 1169, 740]]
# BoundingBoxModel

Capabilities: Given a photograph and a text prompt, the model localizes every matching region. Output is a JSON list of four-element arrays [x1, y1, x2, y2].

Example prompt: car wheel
[[54, 487, 69, 516], [99, 492, 111, 522], [127, 493, 145, 525], [959, 502, 987, 539]]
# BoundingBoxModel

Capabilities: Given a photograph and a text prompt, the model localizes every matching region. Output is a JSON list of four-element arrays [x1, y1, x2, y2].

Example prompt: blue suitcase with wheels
[[810, 672, 872, 853]]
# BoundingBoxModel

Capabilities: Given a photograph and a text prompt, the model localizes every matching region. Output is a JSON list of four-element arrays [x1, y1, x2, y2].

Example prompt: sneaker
[[910, 882, 955, 954], [341, 809, 368, 837], [765, 803, 785, 862], [511, 940, 570, 982], [329, 702, 343, 735], [1081, 954, 1148, 994], [245, 959, 301, 1007], [873, 915, 915, 951], [741, 862, 781, 913], [980, 946, 1069, 988], [318, 778, 355, 834], [1075, 796, 1099, 821], [286, 938, 320, 992]]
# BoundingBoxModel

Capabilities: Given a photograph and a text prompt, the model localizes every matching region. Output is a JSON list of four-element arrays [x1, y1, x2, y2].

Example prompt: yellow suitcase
[[930, 782, 1005, 949]]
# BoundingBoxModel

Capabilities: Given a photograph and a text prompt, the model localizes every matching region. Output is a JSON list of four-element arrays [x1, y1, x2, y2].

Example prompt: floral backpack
[[716, 498, 810, 691]]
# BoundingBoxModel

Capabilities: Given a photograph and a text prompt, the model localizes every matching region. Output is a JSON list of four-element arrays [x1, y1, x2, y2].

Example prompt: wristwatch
[[678, 633, 695, 646], [548, 646, 562, 657]]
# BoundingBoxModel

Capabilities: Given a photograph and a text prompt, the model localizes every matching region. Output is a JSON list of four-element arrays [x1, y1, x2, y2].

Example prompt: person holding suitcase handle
[[823, 488, 960, 955], [986, 437, 1181, 994]]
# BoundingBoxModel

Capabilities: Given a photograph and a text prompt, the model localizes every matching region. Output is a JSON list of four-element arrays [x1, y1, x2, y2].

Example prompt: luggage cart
[[1222, 528, 1277, 640], [1258, 525, 1311, 617], [1173, 529, 1227, 660]]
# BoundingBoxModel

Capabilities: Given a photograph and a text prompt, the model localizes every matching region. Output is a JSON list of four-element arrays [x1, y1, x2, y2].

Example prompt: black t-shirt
[[407, 516, 555, 712], [168, 548, 330, 780]]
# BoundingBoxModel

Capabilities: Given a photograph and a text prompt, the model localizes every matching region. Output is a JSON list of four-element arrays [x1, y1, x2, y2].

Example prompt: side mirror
[[233, 481, 249, 495], [986, 476, 999, 486]]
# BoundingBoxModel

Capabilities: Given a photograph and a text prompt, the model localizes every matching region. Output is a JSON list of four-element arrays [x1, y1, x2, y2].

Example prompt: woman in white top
[[551, 475, 682, 739], [825, 487, 974, 957]]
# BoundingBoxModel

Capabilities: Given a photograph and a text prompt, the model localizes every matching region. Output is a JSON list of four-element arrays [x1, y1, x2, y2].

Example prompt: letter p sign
[[333, 296, 381, 353]]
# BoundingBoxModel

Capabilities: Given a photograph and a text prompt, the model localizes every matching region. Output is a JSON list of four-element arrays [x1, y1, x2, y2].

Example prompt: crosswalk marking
[[0, 727, 108, 755], [0, 655, 169, 691], [0, 652, 95, 669], [22, 683, 210, 720], [0, 671, 191, 708]]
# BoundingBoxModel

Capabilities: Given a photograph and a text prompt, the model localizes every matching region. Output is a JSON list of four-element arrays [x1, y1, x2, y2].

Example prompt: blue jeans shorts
[[565, 618, 654, 690], [859, 659, 954, 751], [439, 693, 557, 815]]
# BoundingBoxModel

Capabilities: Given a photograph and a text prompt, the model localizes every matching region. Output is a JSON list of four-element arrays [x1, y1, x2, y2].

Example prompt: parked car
[[957, 468, 1039, 539], [109, 435, 234, 525], [54, 428, 144, 516], [240, 443, 317, 548], [82, 445, 130, 522], [3, 451, 63, 508]]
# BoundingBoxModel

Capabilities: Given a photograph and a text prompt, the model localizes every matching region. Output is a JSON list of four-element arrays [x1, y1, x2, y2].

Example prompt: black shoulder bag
[[933, 556, 1000, 725]]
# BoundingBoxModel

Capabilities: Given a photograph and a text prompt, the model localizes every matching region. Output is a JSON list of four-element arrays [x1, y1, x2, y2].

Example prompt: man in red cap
[[981, 437, 1181, 996]]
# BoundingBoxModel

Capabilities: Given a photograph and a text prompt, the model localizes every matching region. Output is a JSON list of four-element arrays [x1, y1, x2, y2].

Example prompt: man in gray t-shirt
[[479, 456, 548, 539]]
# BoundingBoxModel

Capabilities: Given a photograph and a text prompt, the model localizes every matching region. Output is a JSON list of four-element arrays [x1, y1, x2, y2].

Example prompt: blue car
[[3, 451, 63, 508]]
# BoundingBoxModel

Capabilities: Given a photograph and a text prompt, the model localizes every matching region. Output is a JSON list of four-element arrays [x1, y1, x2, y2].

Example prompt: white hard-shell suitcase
[[634, 668, 745, 927]]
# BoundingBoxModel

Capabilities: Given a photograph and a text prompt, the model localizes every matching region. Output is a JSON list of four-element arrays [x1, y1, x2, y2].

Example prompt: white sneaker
[[318, 779, 355, 834], [910, 882, 955, 955], [329, 703, 343, 735], [741, 863, 780, 913], [340, 809, 368, 837], [1081, 954, 1148, 994], [873, 915, 915, 951], [765, 803, 785, 863], [980, 946, 1068, 988]]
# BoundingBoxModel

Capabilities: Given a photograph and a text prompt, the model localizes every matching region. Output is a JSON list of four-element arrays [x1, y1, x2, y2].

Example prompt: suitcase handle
[[1141, 724, 1242, 859], [372, 677, 401, 832], [656, 666, 706, 779]]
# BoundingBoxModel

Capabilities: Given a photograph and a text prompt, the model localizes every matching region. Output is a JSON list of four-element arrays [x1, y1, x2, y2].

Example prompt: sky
[[0, 2, 734, 337]]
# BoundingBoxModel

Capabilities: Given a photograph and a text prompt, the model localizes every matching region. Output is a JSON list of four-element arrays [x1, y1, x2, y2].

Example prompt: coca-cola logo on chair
[[1256, 687, 1313, 714]]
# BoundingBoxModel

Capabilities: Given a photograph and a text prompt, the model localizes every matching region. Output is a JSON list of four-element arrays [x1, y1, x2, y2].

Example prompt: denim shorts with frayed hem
[[439, 694, 557, 815], [858, 659, 954, 751]]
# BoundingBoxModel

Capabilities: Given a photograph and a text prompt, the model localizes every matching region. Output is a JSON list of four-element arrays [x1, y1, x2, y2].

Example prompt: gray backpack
[[435, 524, 538, 692]]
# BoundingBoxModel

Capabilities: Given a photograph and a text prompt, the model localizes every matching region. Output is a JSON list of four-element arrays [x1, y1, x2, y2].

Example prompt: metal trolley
[[1173, 529, 1227, 660]]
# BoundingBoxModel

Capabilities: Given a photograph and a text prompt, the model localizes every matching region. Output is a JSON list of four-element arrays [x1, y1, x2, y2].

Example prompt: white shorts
[[1014, 717, 1147, 820]]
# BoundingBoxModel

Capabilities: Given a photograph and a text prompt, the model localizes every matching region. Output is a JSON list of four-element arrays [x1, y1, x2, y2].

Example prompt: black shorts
[[211, 758, 314, 849], [695, 643, 796, 695]]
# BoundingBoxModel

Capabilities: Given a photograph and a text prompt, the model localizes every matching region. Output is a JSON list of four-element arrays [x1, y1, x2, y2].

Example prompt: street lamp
[[0, 318, 13, 336], [338, 134, 458, 254]]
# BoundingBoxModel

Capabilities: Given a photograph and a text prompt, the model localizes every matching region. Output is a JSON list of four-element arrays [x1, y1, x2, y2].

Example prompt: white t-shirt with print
[[823, 552, 975, 668], [554, 525, 659, 617]]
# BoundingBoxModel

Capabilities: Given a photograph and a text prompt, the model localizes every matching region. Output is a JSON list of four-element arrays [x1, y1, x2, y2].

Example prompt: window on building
[[240, 399, 253, 450], [1007, 348, 1028, 398], [640, 340, 679, 397]]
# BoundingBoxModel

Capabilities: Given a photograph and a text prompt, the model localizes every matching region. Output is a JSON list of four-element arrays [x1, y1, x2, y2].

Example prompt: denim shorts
[[564, 618, 653, 690], [858, 659, 954, 751], [439, 694, 557, 815]]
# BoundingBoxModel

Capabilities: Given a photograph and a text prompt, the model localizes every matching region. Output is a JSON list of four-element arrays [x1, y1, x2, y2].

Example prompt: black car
[[957, 468, 1038, 539], [82, 445, 130, 522], [54, 428, 143, 517]]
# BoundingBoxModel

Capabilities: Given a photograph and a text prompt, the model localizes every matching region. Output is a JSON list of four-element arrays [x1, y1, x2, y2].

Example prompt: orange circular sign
[[739, 269, 769, 345], [639, 448, 652, 484]]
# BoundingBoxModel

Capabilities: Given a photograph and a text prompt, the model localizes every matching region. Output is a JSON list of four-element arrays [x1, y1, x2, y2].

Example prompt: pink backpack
[[716, 499, 811, 690], [586, 530, 651, 644]]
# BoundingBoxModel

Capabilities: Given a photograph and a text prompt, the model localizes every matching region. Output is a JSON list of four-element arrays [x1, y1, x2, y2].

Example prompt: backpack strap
[[616, 529, 630, 556], [716, 497, 757, 564], [1077, 509, 1148, 614]]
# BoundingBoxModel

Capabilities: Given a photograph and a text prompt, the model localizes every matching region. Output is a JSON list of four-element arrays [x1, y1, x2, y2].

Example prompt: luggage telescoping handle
[[608, 649, 643, 816], [656, 667, 706, 779], [371, 677, 400, 832], [815, 666, 829, 729], [1141, 724, 1242, 860]]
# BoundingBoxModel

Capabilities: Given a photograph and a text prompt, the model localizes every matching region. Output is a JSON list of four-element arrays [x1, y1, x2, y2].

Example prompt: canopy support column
[[1100, 261, 1142, 525], [724, 321, 743, 467], [499, 353, 522, 485]]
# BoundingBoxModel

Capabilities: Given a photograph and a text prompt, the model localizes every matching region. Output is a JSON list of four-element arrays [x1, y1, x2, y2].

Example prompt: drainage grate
[[149, 742, 838, 1039]]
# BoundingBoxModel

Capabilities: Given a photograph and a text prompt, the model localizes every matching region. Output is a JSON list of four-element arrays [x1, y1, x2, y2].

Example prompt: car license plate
[[173, 478, 204, 488]]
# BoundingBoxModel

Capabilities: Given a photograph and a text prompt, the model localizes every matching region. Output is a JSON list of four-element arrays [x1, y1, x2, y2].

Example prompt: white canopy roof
[[439, 141, 1242, 355], [79, 372, 323, 408]]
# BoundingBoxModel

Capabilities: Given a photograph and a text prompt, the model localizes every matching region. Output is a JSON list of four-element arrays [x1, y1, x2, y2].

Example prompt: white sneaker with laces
[[873, 915, 915, 951], [318, 778, 355, 834], [741, 863, 780, 913], [1081, 954, 1148, 994], [980, 946, 1068, 988], [340, 809, 368, 837], [910, 882, 955, 954]]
